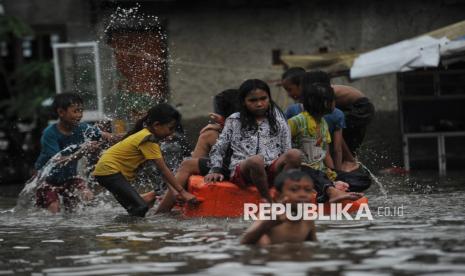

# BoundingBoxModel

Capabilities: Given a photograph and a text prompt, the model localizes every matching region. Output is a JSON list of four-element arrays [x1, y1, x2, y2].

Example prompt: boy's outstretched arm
[[305, 221, 317, 242], [54, 141, 101, 167], [100, 131, 123, 144], [241, 220, 277, 245]]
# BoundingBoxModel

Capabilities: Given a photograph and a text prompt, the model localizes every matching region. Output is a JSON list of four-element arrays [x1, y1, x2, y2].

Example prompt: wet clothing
[[35, 122, 101, 185], [300, 166, 335, 203], [95, 173, 148, 217], [198, 157, 230, 178], [93, 128, 162, 181], [335, 167, 372, 192], [339, 97, 375, 154], [208, 110, 291, 177], [230, 158, 279, 189], [35, 178, 86, 210], [288, 111, 331, 172], [301, 166, 371, 203], [93, 128, 164, 217], [285, 104, 346, 135]]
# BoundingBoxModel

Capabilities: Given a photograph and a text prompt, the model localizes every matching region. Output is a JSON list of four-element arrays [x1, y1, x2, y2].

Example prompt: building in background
[[2, 0, 465, 177]]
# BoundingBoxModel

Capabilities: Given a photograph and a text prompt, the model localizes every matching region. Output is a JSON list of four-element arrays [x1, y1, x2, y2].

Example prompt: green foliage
[[0, 15, 53, 121], [0, 15, 33, 41], [0, 61, 55, 121]]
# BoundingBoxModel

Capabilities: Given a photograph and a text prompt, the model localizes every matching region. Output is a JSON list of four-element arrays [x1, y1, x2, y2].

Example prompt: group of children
[[33, 68, 374, 245]]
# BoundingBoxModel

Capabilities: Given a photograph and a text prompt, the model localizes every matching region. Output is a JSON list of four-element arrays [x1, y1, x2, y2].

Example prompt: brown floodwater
[[1, 172, 465, 276]]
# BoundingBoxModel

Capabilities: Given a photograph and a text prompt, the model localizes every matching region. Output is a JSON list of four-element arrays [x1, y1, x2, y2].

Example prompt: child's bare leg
[[341, 139, 359, 172], [155, 158, 201, 213], [241, 155, 272, 203], [191, 130, 219, 159], [47, 201, 60, 214], [141, 191, 157, 208], [272, 149, 302, 174]]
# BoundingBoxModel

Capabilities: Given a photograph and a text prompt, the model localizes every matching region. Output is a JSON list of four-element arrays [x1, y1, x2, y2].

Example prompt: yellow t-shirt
[[93, 128, 162, 180]]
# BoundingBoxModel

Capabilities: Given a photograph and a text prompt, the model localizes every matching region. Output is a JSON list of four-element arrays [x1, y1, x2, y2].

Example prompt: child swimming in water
[[241, 169, 317, 245]]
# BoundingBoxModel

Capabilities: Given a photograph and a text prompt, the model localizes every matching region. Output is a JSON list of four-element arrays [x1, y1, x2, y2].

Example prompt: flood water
[[1, 172, 465, 276]]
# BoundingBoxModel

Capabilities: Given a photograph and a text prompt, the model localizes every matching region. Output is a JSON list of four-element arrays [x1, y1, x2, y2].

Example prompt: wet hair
[[302, 82, 335, 121], [213, 89, 241, 118], [274, 169, 313, 192], [238, 79, 281, 135], [52, 93, 83, 117], [281, 67, 305, 85], [125, 103, 181, 138], [301, 70, 331, 86]]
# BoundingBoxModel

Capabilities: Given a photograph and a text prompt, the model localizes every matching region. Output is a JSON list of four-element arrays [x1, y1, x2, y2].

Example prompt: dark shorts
[[95, 173, 149, 217], [342, 97, 375, 126], [35, 178, 86, 210], [335, 167, 372, 193], [341, 97, 375, 153], [198, 158, 230, 179], [230, 158, 279, 189]]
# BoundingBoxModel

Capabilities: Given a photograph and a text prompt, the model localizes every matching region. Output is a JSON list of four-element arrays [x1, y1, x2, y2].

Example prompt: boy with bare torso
[[282, 68, 375, 161], [241, 169, 317, 245]]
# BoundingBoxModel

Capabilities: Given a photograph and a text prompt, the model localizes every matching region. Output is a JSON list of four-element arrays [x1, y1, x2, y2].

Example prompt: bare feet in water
[[141, 191, 157, 208], [326, 186, 363, 203]]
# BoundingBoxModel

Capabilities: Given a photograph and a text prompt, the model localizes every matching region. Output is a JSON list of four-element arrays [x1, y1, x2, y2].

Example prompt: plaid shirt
[[208, 110, 291, 176]]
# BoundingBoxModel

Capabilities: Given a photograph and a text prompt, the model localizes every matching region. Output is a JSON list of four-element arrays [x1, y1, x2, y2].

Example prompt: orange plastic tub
[[183, 175, 261, 217], [182, 175, 369, 218]]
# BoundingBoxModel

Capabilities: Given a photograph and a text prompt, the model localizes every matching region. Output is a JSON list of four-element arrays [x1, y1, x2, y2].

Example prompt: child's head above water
[[281, 67, 305, 100], [302, 82, 335, 120], [126, 103, 181, 139], [274, 169, 315, 203], [52, 93, 84, 126]]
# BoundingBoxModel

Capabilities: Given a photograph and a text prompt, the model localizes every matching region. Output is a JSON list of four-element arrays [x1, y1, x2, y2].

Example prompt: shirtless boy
[[241, 169, 317, 245]]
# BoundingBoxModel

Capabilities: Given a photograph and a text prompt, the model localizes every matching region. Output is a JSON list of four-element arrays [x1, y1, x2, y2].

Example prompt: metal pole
[[52, 44, 62, 93], [93, 42, 104, 120]]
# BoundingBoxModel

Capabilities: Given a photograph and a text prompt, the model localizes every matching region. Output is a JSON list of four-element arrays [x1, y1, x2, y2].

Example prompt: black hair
[[213, 89, 241, 118], [281, 67, 305, 85], [302, 82, 335, 121], [238, 79, 280, 135], [125, 103, 181, 138], [301, 70, 331, 86], [52, 93, 83, 117], [274, 169, 314, 192]]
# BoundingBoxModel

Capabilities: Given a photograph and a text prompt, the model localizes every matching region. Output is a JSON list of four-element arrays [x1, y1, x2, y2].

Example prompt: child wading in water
[[35, 93, 113, 213], [241, 169, 317, 245], [93, 103, 198, 217]]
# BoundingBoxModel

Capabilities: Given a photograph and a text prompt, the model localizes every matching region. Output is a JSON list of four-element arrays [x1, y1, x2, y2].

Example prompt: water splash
[[15, 125, 109, 212], [358, 162, 388, 197]]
